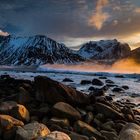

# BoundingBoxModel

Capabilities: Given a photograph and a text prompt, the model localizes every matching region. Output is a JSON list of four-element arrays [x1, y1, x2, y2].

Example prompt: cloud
[[134, 7, 140, 13], [0, 0, 140, 47], [0, 29, 9, 36], [88, 0, 110, 30]]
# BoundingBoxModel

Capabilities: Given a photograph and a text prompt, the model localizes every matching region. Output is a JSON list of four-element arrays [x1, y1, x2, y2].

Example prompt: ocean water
[[0, 65, 140, 105]]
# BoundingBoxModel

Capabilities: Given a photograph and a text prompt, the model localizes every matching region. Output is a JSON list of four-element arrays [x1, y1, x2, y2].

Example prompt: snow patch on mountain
[[78, 39, 131, 60], [0, 35, 84, 65]]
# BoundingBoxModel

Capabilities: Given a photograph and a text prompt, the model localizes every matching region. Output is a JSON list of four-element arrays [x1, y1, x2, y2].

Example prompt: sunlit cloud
[[88, 0, 110, 30], [0, 29, 9, 36], [134, 7, 140, 13], [0, 0, 140, 49]]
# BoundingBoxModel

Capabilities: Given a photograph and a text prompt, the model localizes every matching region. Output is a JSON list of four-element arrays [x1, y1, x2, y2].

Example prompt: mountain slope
[[0, 35, 84, 65], [130, 47, 140, 63], [78, 39, 131, 61], [0, 35, 134, 66]]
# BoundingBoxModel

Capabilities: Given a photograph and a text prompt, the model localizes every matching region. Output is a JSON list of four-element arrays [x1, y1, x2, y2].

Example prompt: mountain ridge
[[0, 34, 139, 65]]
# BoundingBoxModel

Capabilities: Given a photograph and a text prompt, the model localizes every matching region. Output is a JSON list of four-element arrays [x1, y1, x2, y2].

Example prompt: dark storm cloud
[[0, 0, 140, 43]]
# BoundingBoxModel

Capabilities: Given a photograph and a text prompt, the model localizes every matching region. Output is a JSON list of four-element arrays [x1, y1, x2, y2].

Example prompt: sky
[[0, 0, 140, 49]]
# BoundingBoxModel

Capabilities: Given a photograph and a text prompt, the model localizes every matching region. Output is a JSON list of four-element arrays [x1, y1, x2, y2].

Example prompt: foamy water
[[0, 66, 140, 105]]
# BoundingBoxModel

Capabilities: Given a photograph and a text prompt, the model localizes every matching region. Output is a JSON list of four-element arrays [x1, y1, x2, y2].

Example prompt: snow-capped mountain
[[78, 39, 131, 60], [0, 35, 84, 65], [0, 35, 133, 66]]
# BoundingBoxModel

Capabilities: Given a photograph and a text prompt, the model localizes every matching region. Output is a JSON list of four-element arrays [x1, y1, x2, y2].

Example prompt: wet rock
[[99, 77, 107, 79], [115, 123, 125, 133], [93, 118, 102, 129], [48, 117, 70, 128], [63, 78, 73, 82], [101, 130, 118, 140], [74, 120, 106, 140], [3, 127, 17, 140], [95, 103, 124, 120], [92, 79, 104, 86], [30, 116, 39, 122], [34, 76, 89, 106], [105, 96, 113, 101], [105, 79, 114, 84], [11, 104, 30, 122], [115, 75, 124, 78], [122, 106, 135, 121], [81, 80, 92, 85], [15, 122, 50, 140], [0, 115, 24, 130], [122, 85, 129, 90], [112, 87, 124, 93], [89, 137, 96, 140], [0, 101, 17, 114], [89, 88, 105, 97], [49, 124, 62, 132], [0, 101, 30, 122], [37, 105, 50, 116], [85, 105, 94, 112], [101, 121, 116, 132], [45, 131, 71, 140], [0, 74, 11, 80], [52, 102, 81, 121], [95, 113, 105, 122], [18, 87, 31, 105], [85, 112, 94, 124], [88, 86, 95, 91], [69, 133, 89, 140], [21, 83, 32, 92], [118, 123, 140, 140]]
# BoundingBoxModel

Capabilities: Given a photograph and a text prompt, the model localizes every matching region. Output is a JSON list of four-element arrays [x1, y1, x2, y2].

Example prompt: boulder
[[34, 76, 89, 105], [74, 120, 106, 140], [63, 78, 73, 82], [69, 133, 89, 140], [18, 87, 31, 105], [3, 127, 17, 140], [0, 101, 30, 122], [45, 131, 71, 140], [85, 112, 94, 124], [11, 104, 30, 122], [0, 115, 24, 130], [101, 130, 118, 140], [112, 87, 124, 93], [101, 121, 116, 132], [0, 101, 17, 114], [15, 122, 50, 140], [52, 102, 81, 121], [122, 85, 129, 90], [89, 88, 105, 97], [95, 103, 124, 120], [48, 117, 70, 128], [99, 77, 107, 79], [92, 79, 104, 86], [118, 123, 140, 140], [105, 79, 114, 84], [80, 80, 92, 85]]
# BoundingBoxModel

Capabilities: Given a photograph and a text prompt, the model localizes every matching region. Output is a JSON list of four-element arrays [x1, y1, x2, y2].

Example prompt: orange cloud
[[0, 30, 9, 36], [134, 7, 140, 13], [89, 0, 110, 30]]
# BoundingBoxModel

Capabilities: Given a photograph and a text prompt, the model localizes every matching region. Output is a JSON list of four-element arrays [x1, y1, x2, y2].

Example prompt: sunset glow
[[0, 0, 140, 49]]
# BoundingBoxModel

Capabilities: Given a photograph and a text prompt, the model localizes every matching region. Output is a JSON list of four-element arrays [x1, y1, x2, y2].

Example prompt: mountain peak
[[0, 35, 84, 65], [78, 39, 131, 60]]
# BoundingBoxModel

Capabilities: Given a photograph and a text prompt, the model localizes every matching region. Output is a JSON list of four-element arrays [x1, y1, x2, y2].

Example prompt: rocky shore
[[0, 74, 140, 140]]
